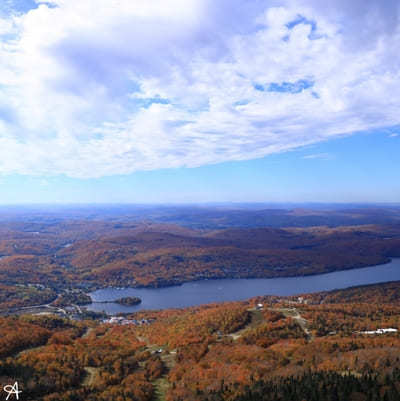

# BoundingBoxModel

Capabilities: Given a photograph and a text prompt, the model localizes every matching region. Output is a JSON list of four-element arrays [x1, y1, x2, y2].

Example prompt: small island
[[114, 296, 142, 306]]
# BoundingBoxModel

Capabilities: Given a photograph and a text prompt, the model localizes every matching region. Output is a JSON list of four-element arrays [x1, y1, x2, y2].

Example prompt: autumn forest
[[0, 205, 399, 400]]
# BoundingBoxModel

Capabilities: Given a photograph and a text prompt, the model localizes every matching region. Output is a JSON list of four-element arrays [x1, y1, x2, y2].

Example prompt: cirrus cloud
[[0, 0, 399, 178]]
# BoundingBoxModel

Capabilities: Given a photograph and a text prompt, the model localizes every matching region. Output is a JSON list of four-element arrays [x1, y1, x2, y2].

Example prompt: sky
[[0, 0, 399, 204]]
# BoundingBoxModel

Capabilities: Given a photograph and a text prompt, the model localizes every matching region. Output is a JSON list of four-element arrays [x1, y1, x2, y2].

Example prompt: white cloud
[[0, 0, 399, 178], [302, 153, 332, 160]]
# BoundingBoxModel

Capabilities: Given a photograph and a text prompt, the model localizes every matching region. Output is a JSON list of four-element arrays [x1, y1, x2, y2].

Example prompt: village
[[102, 316, 153, 326]]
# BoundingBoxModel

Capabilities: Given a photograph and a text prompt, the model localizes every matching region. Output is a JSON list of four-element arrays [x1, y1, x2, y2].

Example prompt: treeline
[[305, 281, 400, 305], [197, 370, 400, 401]]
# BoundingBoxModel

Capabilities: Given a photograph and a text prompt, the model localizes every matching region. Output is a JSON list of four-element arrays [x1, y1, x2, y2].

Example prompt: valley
[[0, 206, 400, 313]]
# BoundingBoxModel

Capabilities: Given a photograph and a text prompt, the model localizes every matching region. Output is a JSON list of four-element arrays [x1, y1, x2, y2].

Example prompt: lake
[[87, 258, 400, 314]]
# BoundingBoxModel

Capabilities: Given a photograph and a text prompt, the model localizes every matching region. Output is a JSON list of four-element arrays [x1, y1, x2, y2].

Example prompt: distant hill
[[0, 204, 399, 228], [0, 214, 399, 292]]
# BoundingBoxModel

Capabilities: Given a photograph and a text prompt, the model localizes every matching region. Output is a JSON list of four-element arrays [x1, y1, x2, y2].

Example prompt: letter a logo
[[3, 382, 22, 400]]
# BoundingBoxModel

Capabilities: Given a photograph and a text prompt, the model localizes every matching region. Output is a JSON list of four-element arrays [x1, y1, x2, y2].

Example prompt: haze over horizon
[[0, 0, 399, 204]]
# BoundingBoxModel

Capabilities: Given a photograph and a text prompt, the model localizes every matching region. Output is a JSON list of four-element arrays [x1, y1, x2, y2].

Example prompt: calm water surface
[[87, 258, 400, 314]]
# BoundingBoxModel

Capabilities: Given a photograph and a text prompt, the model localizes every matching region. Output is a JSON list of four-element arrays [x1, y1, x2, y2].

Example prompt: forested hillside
[[0, 282, 400, 400], [0, 220, 400, 303]]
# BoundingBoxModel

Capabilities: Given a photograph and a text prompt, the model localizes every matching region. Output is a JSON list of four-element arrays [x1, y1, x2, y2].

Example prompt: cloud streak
[[0, 0, 399, 177], [302, 153, 332, 160]]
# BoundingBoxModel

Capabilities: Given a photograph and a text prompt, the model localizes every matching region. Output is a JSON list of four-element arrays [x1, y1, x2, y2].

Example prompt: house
[[360, 328, 398, 335]]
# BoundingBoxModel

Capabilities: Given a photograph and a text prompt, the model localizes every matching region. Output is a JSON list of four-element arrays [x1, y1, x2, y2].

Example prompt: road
[[274, 307, 314, 341], [3, 293, 84, 317]]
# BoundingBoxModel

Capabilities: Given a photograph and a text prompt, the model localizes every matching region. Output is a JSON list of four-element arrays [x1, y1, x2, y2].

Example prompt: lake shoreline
[[86, 258, 400, 314], [87, 256, 395, 293]]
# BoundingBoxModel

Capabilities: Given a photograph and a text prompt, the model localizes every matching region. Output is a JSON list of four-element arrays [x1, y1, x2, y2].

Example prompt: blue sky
[[0, 0, 399, 203], [1, 129, 398, 203]]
